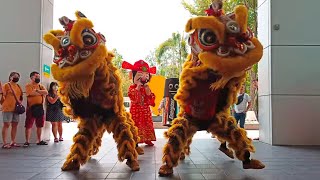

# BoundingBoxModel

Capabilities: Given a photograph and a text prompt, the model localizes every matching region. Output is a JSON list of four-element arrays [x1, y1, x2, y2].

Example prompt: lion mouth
[[54, 49, 93, 68]]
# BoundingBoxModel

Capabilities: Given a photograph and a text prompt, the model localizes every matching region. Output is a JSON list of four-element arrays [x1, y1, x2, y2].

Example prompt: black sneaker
[[23, 142, 30, 147], [36, 140, 48, 145]]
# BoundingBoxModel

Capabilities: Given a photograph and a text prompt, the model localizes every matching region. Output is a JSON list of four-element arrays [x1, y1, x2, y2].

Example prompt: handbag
[[8, 83, 25, 114], [0, 94, 3, 105]]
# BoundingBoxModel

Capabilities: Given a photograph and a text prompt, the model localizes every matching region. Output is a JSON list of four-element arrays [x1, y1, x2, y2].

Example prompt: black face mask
[[35, 78, 40, 83], [12, 77, 19, 83]]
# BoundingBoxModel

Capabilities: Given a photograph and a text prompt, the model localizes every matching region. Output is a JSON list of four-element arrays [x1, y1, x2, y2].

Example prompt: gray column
[[0, 0, 54, 143], [258, 0, 320, 145]]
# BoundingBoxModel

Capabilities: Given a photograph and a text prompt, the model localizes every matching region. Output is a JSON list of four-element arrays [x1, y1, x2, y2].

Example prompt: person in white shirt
[[233, 85, 251, 128]]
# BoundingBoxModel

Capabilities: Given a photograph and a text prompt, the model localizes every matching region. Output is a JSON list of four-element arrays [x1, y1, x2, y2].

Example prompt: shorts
[[25, 108, 45, 128], [2, 112, 20, 123]]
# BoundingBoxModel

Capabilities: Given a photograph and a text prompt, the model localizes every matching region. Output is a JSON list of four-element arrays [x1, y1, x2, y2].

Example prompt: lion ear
[[59, 16, 71, 26], [185, 18, 194, 33], [234, 5, 248, 33], [75, 11, 87, 19]]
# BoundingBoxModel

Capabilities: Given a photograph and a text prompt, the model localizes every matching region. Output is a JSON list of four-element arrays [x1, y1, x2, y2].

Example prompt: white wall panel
[[272, 95, 320, 145], [0, 0, 42, 42], [257, 0, 270, 48], [258, 47, 271, 96], [271, 0, 320, 45], [258, 95, 272, 144], [271, 46, 320, 95]]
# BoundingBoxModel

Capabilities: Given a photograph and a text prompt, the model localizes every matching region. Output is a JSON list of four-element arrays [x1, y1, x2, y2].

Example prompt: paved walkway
[[0, 127, 320, 180]]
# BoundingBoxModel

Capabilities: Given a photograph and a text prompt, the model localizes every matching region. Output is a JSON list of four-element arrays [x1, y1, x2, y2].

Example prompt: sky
[[54, 0, 192, 64]]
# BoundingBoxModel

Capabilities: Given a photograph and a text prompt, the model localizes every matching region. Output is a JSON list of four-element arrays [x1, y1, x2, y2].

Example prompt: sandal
[[59, 137, 63, 141], [2, 144, 11, 149], [23, 142, 30, 147], [10, 143, 21, 147], [54, 138, 59, 143], [37, 140, 48, 145]]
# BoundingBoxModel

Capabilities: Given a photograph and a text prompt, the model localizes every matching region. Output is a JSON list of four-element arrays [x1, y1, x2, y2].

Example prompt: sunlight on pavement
[[62, 122, 259, 141]]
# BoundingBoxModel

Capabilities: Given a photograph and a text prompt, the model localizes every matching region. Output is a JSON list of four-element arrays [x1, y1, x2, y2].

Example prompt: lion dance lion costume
[[43, 11, 142, 171], [158, 1, 265, 176]]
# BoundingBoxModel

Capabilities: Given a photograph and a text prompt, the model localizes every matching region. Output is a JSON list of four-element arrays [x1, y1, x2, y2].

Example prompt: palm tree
[[155, 32, 188, 78]]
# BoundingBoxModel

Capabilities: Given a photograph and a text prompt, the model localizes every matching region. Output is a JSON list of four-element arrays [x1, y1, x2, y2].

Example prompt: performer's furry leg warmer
[[159, 117, 198, 176], [62, 117, 101, 171], [89, 125, 106, 156], [180, 136, 194, 160], [208, 112, 265, 169], [107, 114, 140, 171], [218, 140, 234, 159]]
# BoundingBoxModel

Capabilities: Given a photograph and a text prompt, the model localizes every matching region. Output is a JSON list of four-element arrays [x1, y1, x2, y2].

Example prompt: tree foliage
[[181, 0, 213, 16], [111, 48, 131, 97], [152, 32, 188, 78]]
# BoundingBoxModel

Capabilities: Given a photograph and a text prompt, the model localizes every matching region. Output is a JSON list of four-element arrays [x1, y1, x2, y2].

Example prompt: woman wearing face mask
[[46, 82, 69, 142], [1, 72, 23, 149], [46, 82, 68, 143]]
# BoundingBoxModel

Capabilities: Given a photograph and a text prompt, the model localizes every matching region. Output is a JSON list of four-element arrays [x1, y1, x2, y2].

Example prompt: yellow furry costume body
[[159, 1, 265, 176], [43, 11, 142, 171]]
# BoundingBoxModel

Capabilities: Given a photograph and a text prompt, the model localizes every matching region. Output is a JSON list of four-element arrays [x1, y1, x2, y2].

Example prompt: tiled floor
[[1, 128, 320, 180]]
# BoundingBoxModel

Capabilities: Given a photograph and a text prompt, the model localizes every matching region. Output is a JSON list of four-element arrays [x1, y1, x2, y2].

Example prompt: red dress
[[128, 84, 156, 143]]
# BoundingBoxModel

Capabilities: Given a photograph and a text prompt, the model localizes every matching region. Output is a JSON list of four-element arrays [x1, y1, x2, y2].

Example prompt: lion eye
[[82, 30, 97, 46], [198, 29, 217, 47], [60, 36, 71, 47]]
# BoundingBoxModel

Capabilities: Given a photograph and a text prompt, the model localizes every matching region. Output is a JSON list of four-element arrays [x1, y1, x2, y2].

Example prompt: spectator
[[233, 85, 251, 128], [24, 71, 48, 147], [46, 82, 69, 142], [1, 72, 23, 149], [158, 98, 165, 114]]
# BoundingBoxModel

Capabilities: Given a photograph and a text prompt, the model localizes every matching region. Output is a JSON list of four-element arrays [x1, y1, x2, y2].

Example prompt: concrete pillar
[[258, 0, 320, 145], [0, 0, 54, 143]]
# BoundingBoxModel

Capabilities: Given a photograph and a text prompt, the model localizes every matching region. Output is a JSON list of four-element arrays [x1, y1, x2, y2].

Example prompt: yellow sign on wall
[[148, 75, 166, 116]]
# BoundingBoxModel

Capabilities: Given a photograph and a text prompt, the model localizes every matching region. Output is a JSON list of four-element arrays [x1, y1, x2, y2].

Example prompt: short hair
[[8, 72, 20, 81], [30, 71, 39, 78]]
